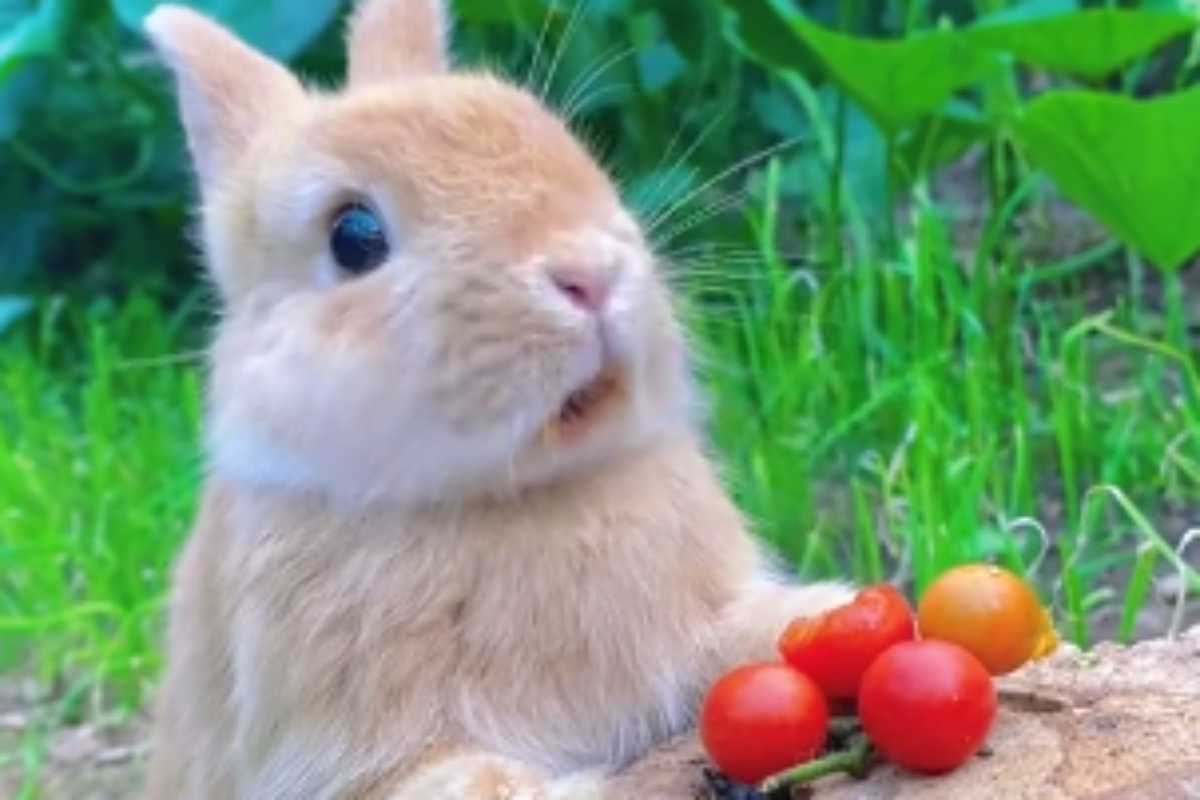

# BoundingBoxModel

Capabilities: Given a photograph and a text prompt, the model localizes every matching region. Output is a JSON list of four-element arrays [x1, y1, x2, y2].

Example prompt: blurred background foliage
[[5, 0, 1200, 302], [0, 0, 745, 303], [0, 0, 1032, 305]]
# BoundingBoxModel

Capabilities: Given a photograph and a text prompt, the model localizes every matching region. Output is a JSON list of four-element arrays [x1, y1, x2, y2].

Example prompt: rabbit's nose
[[549, 265, 613, 313]]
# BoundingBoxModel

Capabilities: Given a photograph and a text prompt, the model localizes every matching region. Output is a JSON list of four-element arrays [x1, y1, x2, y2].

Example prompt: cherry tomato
[[778, 584, 916, 699], [918, 564, 1053, 675], [700, 662, 830, 785], [859, 640, 997, 774]]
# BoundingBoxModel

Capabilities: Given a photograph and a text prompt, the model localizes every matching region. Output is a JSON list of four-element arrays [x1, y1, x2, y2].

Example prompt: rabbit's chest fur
[[200, 440, 751, 790]]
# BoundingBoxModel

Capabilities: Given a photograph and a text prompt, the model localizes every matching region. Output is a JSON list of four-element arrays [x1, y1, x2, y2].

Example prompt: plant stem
[[759, 736, 874, 795], [1164, 269, 1192, 360], [884, 134, 899, 249], [829, 92, 847, 270]]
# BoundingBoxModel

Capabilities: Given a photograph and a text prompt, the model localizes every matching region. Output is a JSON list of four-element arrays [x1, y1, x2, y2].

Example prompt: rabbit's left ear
[[346, 0, 450, 86], [144, 5, 305, 192]]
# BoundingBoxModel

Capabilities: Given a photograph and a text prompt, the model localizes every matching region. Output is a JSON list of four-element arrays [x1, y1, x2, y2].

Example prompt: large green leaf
[[1015, 87, 1200, 271], [723, 0, 825, 78], [790, 21, 1002, 135], [726, 0, 1001, 135], [112, 0, 343, 61], [968, 0, 1199, 80]]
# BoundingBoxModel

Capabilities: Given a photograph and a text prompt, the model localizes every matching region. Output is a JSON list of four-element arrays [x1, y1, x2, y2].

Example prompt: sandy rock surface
[[615, 625, 1200, 799]]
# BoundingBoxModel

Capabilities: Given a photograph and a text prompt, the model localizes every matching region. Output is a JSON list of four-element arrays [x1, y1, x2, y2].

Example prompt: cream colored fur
[[142, 2, 851, 798]]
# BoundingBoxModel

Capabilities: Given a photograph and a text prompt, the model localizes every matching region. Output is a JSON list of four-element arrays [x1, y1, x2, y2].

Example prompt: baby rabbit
[[142, 1, 850, 797]]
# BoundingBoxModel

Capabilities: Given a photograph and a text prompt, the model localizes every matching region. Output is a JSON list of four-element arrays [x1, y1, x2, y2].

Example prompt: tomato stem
[[758, 735, 874, 794], [828, 715, 863, 744]]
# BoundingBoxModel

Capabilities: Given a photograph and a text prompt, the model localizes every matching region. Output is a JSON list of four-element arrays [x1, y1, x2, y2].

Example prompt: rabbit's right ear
[[347, 0, 450, 86], [144, 5, 304, 192]]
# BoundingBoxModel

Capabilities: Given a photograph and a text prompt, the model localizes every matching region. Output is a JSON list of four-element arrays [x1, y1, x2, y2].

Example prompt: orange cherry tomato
[[917, 564, 1052, 675], [778, 584, 916, 700], [700, 662, 830, 785]]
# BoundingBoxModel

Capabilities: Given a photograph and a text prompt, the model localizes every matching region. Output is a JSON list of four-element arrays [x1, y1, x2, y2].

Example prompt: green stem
[[1163, 269, 1192, 361], [1163, 267, 1200, 436], [883, 134, 898, 250], [9, 136, 155, 196], [759, 736, 874, 795], [904, 0, 930, 33], [829, 92, 847, 269]]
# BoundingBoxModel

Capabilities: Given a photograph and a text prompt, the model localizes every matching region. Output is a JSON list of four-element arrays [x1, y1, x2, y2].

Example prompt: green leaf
[[724, 0, 825, 78], [791, 22, 1003, 135], [968, 0, 1199, 80], [0, 0, 72, 81], [112, 0, 342, 61], [636, 41, 686, 92], [1015, 87, 1200, 271], [0, 295, 32, 334], [752, 85, 810, 140], [726, 1, 1001, 135]]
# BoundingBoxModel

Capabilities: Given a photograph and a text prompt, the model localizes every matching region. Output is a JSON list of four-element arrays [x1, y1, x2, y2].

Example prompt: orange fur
[[346, 0, 450, 84], [143, 2, 851, 798]]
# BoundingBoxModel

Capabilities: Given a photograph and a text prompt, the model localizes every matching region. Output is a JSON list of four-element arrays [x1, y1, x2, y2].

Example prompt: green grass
[[677, 161, 1200, 648], [0, 295, 204, 719], [1, 179, 1198, 728]]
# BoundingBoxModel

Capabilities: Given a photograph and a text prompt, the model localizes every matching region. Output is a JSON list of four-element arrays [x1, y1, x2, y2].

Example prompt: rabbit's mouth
[[544, 369, 625, 445]]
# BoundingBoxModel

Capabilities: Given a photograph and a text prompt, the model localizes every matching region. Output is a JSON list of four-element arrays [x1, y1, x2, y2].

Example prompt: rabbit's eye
[[330, 204, 389, 275]]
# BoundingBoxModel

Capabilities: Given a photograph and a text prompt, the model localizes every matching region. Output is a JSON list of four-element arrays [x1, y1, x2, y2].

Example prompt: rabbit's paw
[[391, 750, 603, 800]]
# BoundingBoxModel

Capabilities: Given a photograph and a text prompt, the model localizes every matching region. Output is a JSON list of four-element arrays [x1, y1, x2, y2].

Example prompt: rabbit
[[141, 1, 852, 798]]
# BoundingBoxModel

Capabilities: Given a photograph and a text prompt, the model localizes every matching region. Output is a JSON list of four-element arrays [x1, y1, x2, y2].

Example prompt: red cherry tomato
[[778, 584, 916, 699], [700, 662, 830, 784], [858, 640, 997, 774]]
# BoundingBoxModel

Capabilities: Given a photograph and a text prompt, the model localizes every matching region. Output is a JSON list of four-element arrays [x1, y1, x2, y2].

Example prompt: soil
[[0, 675, 149, 799]]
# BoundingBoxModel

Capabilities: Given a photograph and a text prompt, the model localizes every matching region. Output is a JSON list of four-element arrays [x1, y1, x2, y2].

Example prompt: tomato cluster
[[701, 564, 1058, 791]]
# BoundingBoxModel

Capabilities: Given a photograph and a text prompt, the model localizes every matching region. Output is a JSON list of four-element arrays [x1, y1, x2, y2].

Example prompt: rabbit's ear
[[347, 0, 450, 86], [144, 5, 304, 191]]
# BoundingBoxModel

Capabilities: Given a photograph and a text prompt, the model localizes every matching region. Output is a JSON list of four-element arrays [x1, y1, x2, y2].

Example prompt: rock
[[620, 626, 1200, 799], [50, 724, 105, 764]]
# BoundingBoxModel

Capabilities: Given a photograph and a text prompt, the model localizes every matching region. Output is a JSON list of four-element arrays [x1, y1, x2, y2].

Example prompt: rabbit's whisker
[[560, 46, 637, 123], [635, 107, 732, 223], [525, 0, 559, 90], [644, 137, 805, 238], [540, 0, 591, 101]]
